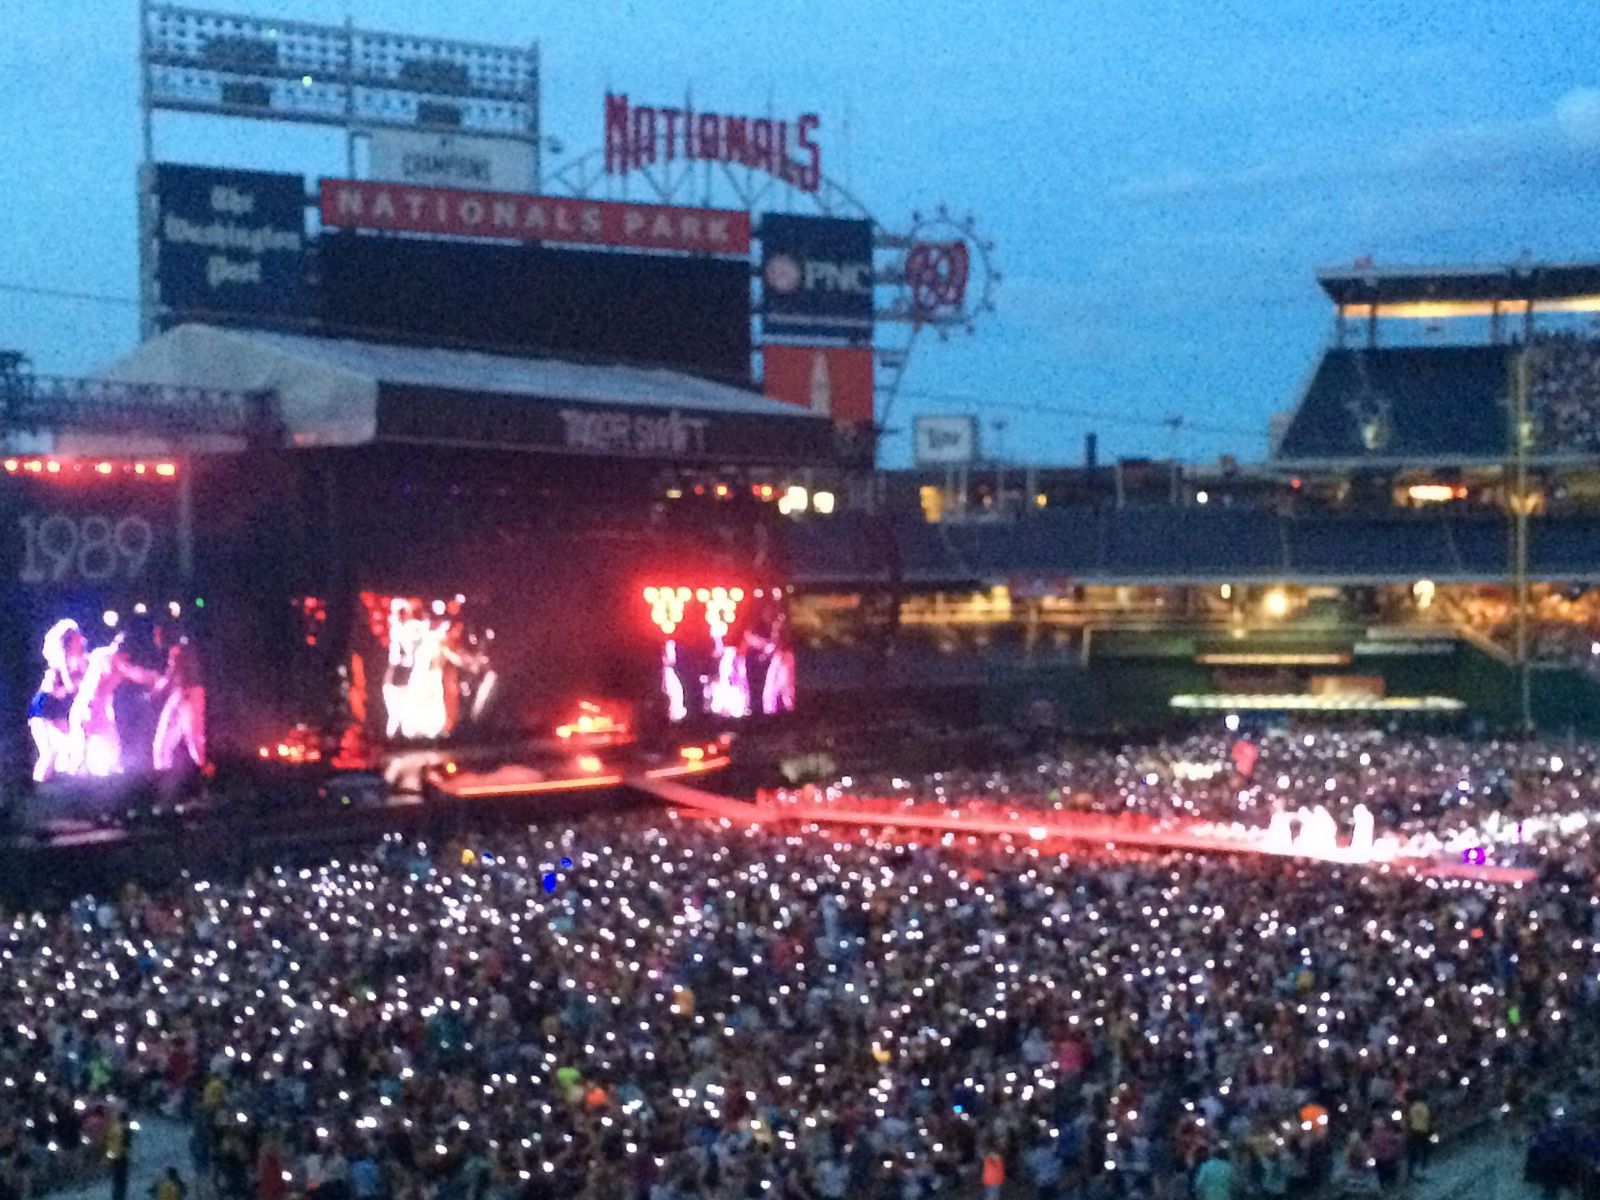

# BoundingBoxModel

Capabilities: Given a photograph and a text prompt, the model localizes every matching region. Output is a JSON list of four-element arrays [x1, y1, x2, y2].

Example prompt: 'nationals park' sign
[[319, 178, 750, 255]]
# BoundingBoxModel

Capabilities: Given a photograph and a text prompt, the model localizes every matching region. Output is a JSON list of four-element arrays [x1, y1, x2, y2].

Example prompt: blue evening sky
[[3, 2, 1599, 466]]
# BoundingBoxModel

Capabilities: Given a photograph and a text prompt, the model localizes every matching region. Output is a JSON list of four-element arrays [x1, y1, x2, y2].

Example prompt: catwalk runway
[[633, 781, 1539, 884]]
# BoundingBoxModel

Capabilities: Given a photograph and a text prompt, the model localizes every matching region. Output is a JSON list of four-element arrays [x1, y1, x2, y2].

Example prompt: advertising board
[[152, 163, 306, 321], [912, 415, 979, 464], [762, 345, 875, 425], [366, 130, 536, 192], [760, 214, 874, 340]]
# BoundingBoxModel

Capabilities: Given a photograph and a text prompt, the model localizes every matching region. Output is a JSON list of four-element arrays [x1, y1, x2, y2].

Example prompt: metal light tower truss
[[138, 3, 541, 338], [140, 3, 540, 146], [1, 372, 276, 443]]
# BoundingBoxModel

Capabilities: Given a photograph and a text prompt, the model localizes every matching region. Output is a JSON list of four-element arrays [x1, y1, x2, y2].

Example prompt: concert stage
[[0, 735, 732, 903], [633, 783, 1539, 885]]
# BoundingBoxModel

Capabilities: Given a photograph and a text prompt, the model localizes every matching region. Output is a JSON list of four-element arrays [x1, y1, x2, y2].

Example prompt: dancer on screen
[[28, 619, 87, 782], [152, 638, 206, 771], [68, 633, 160, 777], [383, 599, 426, 739]]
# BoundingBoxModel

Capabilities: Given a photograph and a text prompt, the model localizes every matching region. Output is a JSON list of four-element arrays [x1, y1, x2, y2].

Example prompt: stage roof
[[83, 325, 836, 464], [1318, 261, 1600, 309]]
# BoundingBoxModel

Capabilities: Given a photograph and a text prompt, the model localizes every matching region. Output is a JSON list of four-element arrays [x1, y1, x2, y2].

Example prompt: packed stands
[[1530, 333, 1600, 455], [790, 510, 1600, 589], [1274, 346, 1511, 462]]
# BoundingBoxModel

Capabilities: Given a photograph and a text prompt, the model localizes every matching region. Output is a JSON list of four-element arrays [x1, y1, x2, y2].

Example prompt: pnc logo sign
[[763, 254, 872, 297]]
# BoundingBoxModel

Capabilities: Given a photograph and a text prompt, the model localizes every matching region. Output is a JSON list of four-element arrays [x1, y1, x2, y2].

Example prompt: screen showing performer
[[357, 592, 496, 743], [26, 613, 204, 781], [648, 584, 795, 725]]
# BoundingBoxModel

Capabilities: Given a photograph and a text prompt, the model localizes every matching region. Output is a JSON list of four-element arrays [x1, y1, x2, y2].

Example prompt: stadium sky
[[3, 2, 1600, 467]]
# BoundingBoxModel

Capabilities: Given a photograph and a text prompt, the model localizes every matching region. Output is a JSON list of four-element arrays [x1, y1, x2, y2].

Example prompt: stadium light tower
[[1510, 349, 1533, 732]]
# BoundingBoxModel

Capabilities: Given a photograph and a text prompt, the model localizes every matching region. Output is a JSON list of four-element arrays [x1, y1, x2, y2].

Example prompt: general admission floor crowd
[[4, 730, 1600, 1200]]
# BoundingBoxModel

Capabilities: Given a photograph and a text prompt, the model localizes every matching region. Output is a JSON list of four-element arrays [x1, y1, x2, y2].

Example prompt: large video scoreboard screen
[[318, 232, 754, 382]]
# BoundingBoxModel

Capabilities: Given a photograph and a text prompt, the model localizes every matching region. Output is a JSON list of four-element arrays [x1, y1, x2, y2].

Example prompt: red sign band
[[319, 179, 751, 255]]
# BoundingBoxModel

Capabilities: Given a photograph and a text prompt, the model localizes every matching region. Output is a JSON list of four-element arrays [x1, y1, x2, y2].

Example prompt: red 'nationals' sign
[[318, 178, 750, 255], [604, 93, 821, 193]]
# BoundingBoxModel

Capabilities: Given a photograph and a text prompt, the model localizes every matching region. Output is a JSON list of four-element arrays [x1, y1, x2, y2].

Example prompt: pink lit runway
[[630, 780, 1538, 885]]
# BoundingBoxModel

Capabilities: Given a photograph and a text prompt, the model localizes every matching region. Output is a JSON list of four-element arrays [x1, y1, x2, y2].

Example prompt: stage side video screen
[[644, 582, 797, 725], [5, 467, 203, 786], [19, 602, 204, 784], [348, 591, 498, 743]]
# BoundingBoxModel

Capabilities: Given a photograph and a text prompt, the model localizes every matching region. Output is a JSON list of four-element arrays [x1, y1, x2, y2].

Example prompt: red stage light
[[45, 461, 60, 474], [578, 754, 603, 773], [95, 462, 113, 475], [155, 463, 177, 477], [3, 459, 16, 472], [714, 483, 730, 498], [680, 746, 705, 761], [134, 463, 147, 475]]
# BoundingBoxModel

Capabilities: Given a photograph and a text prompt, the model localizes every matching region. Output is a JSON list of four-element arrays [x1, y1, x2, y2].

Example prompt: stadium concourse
[[1, 731, 1598, 1200]]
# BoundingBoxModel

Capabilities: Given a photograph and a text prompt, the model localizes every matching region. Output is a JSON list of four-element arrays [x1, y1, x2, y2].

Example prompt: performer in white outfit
[[661, 641, 687, 723], [68, 634, 159, 777], [1348, 803, 1375, 859], [383, 600, 426, 740], [404, 619, 450, 739], [1264, 805, 1296, 851]]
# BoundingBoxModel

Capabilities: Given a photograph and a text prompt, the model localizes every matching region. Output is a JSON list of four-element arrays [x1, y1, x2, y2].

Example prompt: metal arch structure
[[545, 143, 878, 224], [136, 1, 542, 340]]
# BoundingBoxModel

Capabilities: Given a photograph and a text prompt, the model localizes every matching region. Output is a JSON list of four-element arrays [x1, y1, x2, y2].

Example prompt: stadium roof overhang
[[83, 324, 846, 467], [1317, 260, 1600, 311]]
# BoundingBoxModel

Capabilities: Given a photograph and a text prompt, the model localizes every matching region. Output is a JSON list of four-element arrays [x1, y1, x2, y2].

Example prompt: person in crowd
[[1405, 1092, 1432, 1182], [2, 728, 1600, 1197], [105, 1109, 130, 1200], [152, 1166, 185, 1200]]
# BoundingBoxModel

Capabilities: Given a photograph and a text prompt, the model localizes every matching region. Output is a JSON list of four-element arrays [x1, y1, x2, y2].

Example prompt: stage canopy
[[79, 324, 839, 465]]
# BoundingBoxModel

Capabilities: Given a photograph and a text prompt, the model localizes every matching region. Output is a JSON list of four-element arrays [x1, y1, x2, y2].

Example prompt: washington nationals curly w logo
[[905, 241, 971, 322]]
